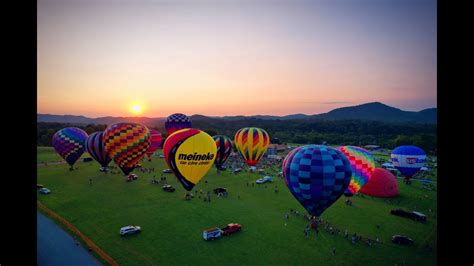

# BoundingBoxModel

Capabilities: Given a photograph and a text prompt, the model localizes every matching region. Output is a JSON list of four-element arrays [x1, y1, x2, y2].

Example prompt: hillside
[[37, 102, 436, 126]]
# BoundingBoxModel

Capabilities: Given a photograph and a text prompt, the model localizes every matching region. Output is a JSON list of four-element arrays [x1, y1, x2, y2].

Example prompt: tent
[[359, 168, 398, 198]]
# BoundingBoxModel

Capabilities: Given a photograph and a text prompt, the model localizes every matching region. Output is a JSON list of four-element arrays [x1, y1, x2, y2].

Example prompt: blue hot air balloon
[[391, 145, 426, 182], [283, 145, 352, 217]]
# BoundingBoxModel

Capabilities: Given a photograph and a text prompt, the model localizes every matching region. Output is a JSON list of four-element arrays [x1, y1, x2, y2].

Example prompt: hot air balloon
[[165, 113, 192, 135], [85, 131, 111, 170], [338, 146, 375, 197], [234, 127, 270, 167], [359, 168, 398, 197], [145, 130, 163, 160], [212, 135, 233, 170], [283, 145, 352, 217], [103, 123, 151, 175], [163, 128, 217, 191], [391, 145, 426, 183], [52, 127, 88, 170]]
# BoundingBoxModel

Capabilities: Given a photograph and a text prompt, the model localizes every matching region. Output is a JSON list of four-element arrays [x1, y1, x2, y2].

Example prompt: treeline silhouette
[[37, 119, 436, 154]]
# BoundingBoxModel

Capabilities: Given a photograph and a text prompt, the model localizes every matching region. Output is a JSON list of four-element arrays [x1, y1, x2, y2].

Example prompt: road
[[37, 211, 102, 266]]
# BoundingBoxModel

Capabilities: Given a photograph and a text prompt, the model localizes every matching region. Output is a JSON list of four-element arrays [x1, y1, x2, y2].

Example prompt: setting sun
[[130, 104, 144, 115]]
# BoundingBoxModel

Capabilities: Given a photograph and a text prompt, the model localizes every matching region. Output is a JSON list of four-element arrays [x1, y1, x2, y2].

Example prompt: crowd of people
[[283, 209, 384, 248]]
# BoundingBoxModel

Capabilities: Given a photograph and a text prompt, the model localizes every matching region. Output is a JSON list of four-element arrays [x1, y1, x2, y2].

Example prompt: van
[[203, 227, 223, 241]]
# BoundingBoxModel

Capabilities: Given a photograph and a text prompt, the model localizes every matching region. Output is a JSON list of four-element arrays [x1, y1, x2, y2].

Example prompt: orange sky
[[37, 0, 436, 117]]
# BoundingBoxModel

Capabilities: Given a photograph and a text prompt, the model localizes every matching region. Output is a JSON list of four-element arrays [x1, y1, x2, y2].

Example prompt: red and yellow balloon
[[103, 123, 151, 175], [234, 127, 270, 167], [163, 128, 217, 191]]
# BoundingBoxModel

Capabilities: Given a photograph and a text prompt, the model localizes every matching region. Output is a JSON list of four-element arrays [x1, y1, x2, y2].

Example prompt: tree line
[[37, 119, 437, 154]]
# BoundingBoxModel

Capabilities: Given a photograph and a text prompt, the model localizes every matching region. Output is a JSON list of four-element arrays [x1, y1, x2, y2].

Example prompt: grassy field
[[37, 146, 64, 163], [37, 147, 437, 266]]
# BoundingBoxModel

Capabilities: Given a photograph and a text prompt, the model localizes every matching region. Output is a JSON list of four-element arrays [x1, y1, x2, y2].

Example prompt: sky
[[38, 0, 437, 117]]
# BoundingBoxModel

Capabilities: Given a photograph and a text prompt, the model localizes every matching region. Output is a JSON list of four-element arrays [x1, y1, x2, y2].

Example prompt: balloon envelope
[[338, 146, 376, 197], [391, 145, 426, 179], [85, 131, 111, 168], [165, 113, 192, 135], [234, 127, 270, 167], [283, 145, 352, 217], [103, 123, 151, 175], [146, 130, 163, 158], [163, 128, 217, 191], [213, 135, 233, 169], [359, 168, 399, 197], [52, 127, 88, 167]]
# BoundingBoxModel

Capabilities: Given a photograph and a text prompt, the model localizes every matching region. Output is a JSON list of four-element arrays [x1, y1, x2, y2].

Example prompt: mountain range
[[37, 102, 437, 126]]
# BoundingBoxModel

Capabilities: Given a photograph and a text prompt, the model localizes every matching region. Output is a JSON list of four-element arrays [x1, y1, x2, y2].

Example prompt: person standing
[[89, 178, 92, 186]]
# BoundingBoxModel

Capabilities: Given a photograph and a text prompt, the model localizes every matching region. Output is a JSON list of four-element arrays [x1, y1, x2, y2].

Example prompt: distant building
[[364, 145, 380, 151], [267, 155, 282, 160], [265, 148, 277, 156], [268, 144, 287, 152]]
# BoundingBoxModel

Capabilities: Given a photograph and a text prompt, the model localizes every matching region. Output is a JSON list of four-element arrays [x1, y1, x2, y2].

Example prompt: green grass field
[[37, 146, 63, 163], [37, 147, 437, 266]]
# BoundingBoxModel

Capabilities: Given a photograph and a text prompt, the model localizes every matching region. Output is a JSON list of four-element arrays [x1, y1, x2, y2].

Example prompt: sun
[[129, 103, 144, 115]]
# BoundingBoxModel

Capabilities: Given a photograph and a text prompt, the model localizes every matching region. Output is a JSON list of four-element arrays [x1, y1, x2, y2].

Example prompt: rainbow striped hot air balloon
[[52, 127, 88, 170], [85, 131, 111, 169], [234, 127, 270, 167], [212, 135, 233, 170], [103, 123, 151, 175], [338, 146, 376, 197]]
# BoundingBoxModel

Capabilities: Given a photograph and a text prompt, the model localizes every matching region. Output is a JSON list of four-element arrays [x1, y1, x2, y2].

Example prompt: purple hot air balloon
[[52, 127, 88, 169], [165, 113, 192, 135]]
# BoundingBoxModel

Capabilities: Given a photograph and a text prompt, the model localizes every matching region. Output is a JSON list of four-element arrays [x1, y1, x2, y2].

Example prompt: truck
[[220, 223, 242, 236], [203, 223, 242, 240]]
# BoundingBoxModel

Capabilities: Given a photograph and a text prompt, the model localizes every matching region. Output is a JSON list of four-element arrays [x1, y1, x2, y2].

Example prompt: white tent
[[381, 162, 394, 168]]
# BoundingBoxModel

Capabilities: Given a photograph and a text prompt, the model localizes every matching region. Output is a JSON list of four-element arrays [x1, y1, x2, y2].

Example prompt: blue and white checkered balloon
[[283, 145, 352, 217]]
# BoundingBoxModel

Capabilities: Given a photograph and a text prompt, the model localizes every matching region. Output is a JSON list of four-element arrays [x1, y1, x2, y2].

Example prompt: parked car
[[39, 188, 51, 194], [390, 209, 427, 222], [37, 184, 44, 189], [127, 174, 138, 182], [232, 168, 242, 174], [256, 176, 273, 184], [157, 154, 165, 158], [213, 187, 227, 194], [203, 227, 223, 241], [162, 184, 176, 192], [392, 235, 414, 245], [162, 169, 172, 174], [83, 157, 93, 162], [120, 225, 141, 236], [220, 223, 242, 236]]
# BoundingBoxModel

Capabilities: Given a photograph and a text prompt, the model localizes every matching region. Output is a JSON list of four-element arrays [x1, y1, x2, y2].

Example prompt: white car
[[120, 225, 141, 236], [256, 176, 273, 184], [39, 188, 51, 194]]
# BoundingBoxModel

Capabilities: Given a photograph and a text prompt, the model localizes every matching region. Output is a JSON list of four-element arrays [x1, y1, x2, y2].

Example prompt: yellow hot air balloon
[[163, 128, 217, 191], [234, 127, 270, 167]]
